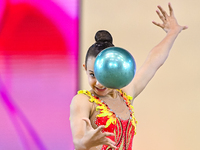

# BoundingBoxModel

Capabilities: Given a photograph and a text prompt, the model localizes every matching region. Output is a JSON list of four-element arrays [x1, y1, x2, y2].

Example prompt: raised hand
[[152, 3, 188, 33], [81, 118, 117, 149]]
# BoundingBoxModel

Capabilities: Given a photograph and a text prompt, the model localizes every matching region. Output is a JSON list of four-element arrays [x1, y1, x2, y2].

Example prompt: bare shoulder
[[71, 93, 90, 103], [70, 93, 92, 115]]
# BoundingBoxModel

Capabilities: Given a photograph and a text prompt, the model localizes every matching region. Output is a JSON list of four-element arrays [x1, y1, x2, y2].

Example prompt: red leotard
[[78, 90, 137, 150]]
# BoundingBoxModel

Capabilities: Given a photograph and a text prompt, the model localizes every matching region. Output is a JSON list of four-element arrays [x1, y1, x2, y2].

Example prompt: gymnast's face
[[84, 57, 113, 97]]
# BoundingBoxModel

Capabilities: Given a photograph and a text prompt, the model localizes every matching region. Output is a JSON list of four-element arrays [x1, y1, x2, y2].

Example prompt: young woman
[[70, 3, 187, 150]]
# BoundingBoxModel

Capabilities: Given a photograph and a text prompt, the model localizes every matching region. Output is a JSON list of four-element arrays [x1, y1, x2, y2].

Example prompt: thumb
[[82, 118, 92, 131], [95, 125, 105, 134], [182, 25, 188, 30]]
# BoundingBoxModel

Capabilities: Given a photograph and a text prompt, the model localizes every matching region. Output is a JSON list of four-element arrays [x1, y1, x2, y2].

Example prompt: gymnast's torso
[[77, 90, 137, 150]]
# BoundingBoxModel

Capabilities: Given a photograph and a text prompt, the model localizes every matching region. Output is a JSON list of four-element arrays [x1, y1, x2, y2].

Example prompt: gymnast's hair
[[85, 30, 114, 69]]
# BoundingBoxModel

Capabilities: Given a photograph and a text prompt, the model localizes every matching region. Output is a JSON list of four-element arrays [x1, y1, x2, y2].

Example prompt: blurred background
[[0, 0, 78, 149], [0, 0, 200, 150]]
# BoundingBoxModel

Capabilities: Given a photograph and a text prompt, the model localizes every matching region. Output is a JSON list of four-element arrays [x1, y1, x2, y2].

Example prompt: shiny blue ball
[[94, 47, 136, 89]]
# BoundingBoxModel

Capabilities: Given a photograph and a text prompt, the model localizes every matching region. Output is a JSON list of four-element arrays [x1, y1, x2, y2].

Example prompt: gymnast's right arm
[[70, 94, 116, 150], [70, 94, 91, 150]]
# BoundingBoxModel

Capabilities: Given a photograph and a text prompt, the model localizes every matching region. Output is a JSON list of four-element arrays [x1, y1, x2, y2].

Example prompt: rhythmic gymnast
[[70, 3, 187, 150]]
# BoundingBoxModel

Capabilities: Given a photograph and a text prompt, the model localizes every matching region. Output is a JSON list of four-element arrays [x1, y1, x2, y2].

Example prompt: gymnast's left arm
[[122, 3, 188, 101]]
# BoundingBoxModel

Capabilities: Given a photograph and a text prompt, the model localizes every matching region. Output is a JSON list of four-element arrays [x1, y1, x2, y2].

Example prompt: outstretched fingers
[[103, 137, 117, 149], [95, 125, 105, 134], [102, 132, 115, 137], [81, 119, 117, 149], [153, 4, 170, 29], [95, 126, 115, 137], [102, 132, 116, 148], [156, 9, 166, 23], [95, 127, 117, 148], [152, 20, 163, 28], [157, 5, 168, 19], [168, 2, 174, 17], [168, 3, 188, 31]]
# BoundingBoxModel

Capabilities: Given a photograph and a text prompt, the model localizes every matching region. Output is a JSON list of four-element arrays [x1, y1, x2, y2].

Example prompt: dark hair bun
[[95, 30, 113, 44]]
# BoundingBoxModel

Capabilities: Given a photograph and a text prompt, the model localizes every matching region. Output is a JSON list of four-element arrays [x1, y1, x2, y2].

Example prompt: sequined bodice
[[78, 90, 137, 150]]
